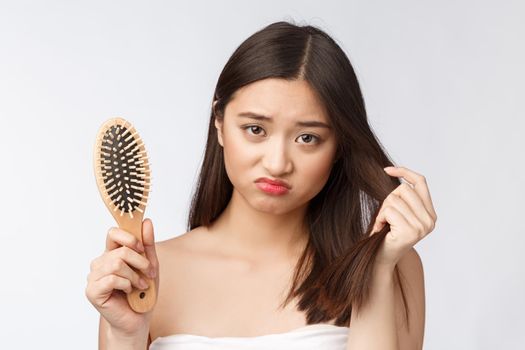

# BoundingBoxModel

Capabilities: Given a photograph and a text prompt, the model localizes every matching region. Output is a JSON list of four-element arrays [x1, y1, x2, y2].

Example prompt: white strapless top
[[149, 324, 349, 350]]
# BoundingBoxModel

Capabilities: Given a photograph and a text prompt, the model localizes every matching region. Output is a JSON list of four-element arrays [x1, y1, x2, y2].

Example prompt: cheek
[[298, 156, 334, 195], [222, 130, 254, 186], [294, 141, 337, 198]]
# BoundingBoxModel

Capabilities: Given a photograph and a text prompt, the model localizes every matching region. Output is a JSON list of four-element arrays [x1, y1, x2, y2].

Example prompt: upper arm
[[394, 247, 426, 350]]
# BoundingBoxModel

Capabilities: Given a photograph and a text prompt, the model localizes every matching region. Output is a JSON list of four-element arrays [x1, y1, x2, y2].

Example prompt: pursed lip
[[255, 177, 291, 189]]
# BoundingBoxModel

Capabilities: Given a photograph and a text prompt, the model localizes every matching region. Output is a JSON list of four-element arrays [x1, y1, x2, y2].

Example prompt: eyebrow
[[237, 112, 332, 129]]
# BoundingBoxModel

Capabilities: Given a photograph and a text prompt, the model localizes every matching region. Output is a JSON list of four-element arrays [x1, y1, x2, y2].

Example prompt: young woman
[[86, 20, 437, 350]]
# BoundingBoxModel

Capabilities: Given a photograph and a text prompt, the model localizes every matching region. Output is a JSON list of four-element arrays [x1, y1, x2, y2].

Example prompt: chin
[[253, 192, 314, 217], [251, 197, 287, 214]]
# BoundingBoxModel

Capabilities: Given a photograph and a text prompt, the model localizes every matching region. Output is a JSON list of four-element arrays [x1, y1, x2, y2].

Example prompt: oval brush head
[[93, 117, 157, 313]]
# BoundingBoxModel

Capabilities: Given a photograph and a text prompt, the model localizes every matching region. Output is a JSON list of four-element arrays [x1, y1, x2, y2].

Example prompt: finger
[[373, 204, 411, 240], [105, 227, 145, 253], [371, 215, 387, 236], [142, 218, 158, 278], [370, 205, 388, 235], [89, 252, 150, 290], [97, 274, 134, 296], [384, 166, 437, 219], [391, 183, 435, 230], [86, 274, 132, 307], [385, 193, 426, 237], [107, 246, 151, 278], [86, 274, 134, 308]]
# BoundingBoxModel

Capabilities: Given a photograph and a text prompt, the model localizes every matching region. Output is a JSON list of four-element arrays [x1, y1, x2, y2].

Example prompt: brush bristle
[[96, 122, 151, 218]]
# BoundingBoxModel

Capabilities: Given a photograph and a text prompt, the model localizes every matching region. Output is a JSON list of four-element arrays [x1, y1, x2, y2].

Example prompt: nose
[[261, 137, 293, 176]]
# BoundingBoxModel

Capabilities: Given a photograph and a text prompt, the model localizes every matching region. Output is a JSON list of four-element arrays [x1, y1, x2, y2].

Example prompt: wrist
[[106, 327, 148, 350]]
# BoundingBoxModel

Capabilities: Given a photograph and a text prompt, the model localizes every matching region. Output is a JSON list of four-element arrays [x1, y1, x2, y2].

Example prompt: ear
[[213, 102, 224, 147]]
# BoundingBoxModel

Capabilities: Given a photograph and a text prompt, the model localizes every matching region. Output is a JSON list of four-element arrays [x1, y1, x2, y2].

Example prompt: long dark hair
[[187, 20, 409, 328]]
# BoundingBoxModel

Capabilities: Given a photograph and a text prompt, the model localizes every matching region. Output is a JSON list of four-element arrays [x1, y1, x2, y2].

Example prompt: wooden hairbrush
[[93, 117, 157, 313]]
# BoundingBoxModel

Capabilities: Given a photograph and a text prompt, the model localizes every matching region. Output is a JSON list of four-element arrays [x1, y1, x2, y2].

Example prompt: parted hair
[[187, 20, 409, 328]]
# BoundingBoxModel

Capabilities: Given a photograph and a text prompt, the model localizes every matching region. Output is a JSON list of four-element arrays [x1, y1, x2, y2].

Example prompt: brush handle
[[119, 218, 157, 313]]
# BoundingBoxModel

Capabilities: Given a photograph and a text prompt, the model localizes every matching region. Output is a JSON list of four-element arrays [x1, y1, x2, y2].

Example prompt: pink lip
[[255, 177, 291, 195]]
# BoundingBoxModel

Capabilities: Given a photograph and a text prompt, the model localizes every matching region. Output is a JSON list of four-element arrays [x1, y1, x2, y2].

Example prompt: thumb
[[142, 218, 158, 272], [142, 217, 155, 246]]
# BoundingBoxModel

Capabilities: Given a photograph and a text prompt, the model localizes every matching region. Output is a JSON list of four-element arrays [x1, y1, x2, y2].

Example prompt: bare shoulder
[[396, 247, 425, 302], [155, 225, 210, 259], [398, 247, 424, 278], [153, 225, 214, 284], [394, 247, 426, 349], [149, 225, 211, 341]]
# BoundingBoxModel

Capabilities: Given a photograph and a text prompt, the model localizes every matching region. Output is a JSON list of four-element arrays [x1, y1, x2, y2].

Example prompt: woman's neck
[[207, 188, 309, 263]]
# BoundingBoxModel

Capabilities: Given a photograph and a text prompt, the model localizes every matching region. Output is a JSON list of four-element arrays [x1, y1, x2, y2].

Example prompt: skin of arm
[[346, 247, 425, 350], [98, 315, 149, 350]]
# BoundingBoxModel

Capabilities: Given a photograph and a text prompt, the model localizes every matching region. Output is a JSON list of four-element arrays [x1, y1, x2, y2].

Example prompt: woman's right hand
[[85, 218, 159, 337]]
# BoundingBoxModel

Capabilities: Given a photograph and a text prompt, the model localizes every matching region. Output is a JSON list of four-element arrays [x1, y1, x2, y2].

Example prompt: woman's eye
[[242, 126, 320, 145], [243, 125, 265, 136], [297, 134, 320, 145]]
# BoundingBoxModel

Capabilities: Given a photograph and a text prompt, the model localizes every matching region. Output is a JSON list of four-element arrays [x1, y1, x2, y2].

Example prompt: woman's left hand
[[370, 166, 438, 269]]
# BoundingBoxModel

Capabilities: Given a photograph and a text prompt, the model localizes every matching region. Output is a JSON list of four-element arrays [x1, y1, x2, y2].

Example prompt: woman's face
[[214, 78, 338, 215]]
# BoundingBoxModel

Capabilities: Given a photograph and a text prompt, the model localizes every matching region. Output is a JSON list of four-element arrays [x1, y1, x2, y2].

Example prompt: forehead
[[226, 78, 330, 124]]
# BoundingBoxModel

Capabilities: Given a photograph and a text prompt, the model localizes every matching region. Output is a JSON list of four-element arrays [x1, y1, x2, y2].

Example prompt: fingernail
[[384, 166, 394, 171]]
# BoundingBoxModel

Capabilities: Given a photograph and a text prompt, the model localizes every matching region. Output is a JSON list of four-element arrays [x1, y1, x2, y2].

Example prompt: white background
[[0, 1, 523, 349]]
